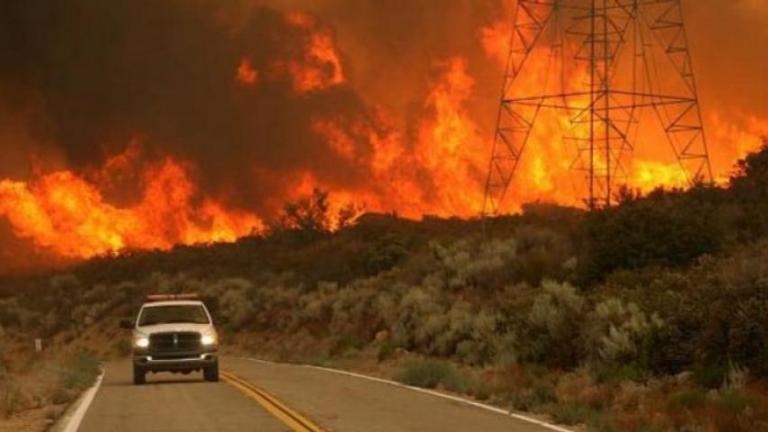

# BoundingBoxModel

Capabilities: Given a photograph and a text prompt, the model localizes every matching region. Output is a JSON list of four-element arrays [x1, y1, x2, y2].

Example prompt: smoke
[[255, 0, 514, 166], [687, 0, 768, 118], [0, 0, 764, 268], [1, 0, 761, 197], [0, 0, 391, 216]]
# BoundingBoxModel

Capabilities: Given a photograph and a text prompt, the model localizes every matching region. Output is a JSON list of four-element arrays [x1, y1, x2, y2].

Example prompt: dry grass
[[0, 327, 106, 431]]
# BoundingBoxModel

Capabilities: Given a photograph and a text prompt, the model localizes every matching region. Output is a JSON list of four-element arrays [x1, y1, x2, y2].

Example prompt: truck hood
[[135, 323, 213, 335]]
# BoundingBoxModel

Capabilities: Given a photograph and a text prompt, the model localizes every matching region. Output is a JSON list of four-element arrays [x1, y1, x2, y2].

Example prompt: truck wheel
[[203, 362, 219, 382], [133, 366, 146, 385]]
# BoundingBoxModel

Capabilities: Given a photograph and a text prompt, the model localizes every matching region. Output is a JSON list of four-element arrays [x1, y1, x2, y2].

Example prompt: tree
[[730, 140, 768, 236], [271, 188, 364, 237], [279, 188, 332, 234]]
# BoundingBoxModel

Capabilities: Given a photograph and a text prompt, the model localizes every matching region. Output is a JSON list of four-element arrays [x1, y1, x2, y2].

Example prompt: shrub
[[327, 280, 384, 341], [330, 334, 366, 355], [431, 236, 516, 289], [394, 284, 444, 351], [510, 224, 575, 285], [580, 186, 724, 282], [714, 390, 751, 413], [517, 281, 585, 368], [377, 340, 399, 362], [0, 299, 22, 327], [723, 361, 748, 391], [693, 363, 727, 389], [213, 278, 257, 330], [709, 390, 762, 432], [0, 379, 24, 418], [395, 360, 467, 392], [547, 402, 599, 426], [58, 352, 100, 392], [434, 302, 498, 364], [667, 389, 707, 412], [363, 234, 409, 275], [590, 364, 645, 385], [509, 381, 558, 411], [584, 297, 663, 365]]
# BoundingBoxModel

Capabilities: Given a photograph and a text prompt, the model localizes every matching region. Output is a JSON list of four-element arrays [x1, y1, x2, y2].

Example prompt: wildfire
[[0, 151, 263, 259], [236, 58, 258, 86], [281, 11, 346, 93], [0, 3, 764, 264], [476, 5, 767, 206], [308, 57, 487, 218]]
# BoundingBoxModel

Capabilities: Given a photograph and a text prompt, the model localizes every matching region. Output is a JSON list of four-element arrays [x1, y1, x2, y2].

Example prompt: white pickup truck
[[121, 294, 219, 385]]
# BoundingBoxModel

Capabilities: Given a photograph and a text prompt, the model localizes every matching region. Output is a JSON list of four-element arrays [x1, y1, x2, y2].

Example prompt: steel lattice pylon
[[483, 0, 713, 214]]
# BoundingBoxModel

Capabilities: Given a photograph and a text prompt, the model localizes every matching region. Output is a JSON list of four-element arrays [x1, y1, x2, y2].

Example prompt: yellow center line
[[221, 371, 327, 432]]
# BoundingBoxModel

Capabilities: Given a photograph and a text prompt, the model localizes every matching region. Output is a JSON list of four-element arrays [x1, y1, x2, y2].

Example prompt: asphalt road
[[76, 357, 563, 432]]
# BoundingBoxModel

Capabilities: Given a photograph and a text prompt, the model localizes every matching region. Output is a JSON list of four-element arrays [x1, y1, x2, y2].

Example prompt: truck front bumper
[[133, 352, 218, 372]]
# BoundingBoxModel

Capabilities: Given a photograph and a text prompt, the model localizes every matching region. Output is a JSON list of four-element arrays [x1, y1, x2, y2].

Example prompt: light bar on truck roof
[[145, 293, 200, 302]]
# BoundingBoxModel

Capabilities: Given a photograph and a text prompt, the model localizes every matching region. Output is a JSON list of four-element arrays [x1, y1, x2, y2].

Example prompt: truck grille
[[149, 332, 201, 352]]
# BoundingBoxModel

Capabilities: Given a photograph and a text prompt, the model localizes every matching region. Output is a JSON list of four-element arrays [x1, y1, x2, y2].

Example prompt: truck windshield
[[138, 305, 210, 326]]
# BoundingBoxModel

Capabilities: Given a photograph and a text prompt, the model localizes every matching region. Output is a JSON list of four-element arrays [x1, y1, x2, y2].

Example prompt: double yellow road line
[[221, 371, 327, 432]]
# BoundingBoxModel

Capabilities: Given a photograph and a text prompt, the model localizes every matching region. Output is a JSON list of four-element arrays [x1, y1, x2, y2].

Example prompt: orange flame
[[309, 57, 487, 218], [280, 11, 345, 93], [0, 151, 263, 258], [477, 9, 768, 205], [1, 6, 766, 263], [236, 57, 258, 85]]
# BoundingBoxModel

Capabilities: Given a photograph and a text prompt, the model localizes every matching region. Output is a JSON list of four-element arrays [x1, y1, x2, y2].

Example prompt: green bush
[[580, 185, 724, 282], [331, 334, 366, 355], [377, 340, 399, 362], [212, 278, 257, 330], [714, 390, 752, 413], [516, 281, 585, 368], [509, 382, 558, 411], [395, 360, 467, 392], [59, 352, 100, 391], [584, 298, 663, 367], [692, 364, 727, 389], [0, 299, 22, 327], [590, 364, 645, 385], [363, 234, 409, 275], [667, 389, 707, 411]]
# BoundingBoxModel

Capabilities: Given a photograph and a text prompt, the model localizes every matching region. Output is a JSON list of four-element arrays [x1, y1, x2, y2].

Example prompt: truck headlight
[[134, 337, 149, 348], [201, 335, 217, 346]]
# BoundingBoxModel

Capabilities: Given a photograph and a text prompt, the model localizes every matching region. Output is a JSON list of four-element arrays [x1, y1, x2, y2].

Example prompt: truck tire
[[203, 362, 219, 382], [133, 366, 146, 385]]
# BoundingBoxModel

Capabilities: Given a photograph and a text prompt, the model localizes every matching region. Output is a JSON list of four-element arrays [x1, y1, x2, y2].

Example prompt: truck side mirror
[[120, 319, 134, 329]]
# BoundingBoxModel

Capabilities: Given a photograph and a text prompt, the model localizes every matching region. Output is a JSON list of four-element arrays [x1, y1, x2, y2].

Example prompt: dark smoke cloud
[[260, 0, 506, 129], [0, 0, 764, 218], [0, 0, 386, 215], [256, 0, 768, 143]]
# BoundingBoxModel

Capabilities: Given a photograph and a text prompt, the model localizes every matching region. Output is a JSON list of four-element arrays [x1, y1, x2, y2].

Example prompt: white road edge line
[[59, 369, 104, 432], [240, 357, 572, 432]]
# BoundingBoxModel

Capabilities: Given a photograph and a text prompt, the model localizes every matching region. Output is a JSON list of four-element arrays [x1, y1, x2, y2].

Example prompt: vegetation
[[1, 142, 768, 430], [395, 360, 466, 392], [53, 352, 100, 404]]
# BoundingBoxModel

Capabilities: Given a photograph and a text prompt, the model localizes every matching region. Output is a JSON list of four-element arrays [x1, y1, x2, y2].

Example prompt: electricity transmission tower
[[483, 0, 712, 214]]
